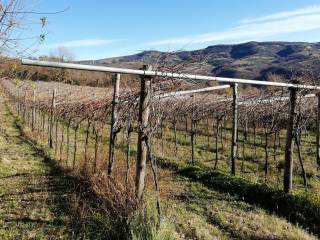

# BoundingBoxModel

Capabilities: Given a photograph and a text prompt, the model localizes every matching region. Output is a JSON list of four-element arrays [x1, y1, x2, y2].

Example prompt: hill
[[83, 41, 320, 80]]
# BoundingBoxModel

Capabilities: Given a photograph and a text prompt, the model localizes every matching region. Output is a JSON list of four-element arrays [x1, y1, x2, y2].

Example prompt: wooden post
[[125, 117, 132, 198], [73, 123, 79, 170], [194, 120, 197, 145], [264, 126, 269, 183], [294, 134, 307, 188], [214, 116, 220, 169], [31, 90, 36, 131], [108, 73, 121, 175], [136, 65, 152, 201], [37, 108, 41, 133], [59, 123, 65, 162], [244, 116, 248, 141], [283, 88, 297, 193], [93, 129, 100, 173], [173, 116, 178, 156], [23, 90, 27, 121], [231, 83, 238, 175], [46, 90, 50, 143], [49, 89, 56, 148], [66, 119, 71, 167], [17, 88, 20, 115], [185, 115, 188, 140], [160, 118, 165, 155], [206, 117, 210, 162], [84, 119, 91, 166], [253, 121, 257, 156], [55, 119, 59, 156], [190, 95, 195, 164], [41, 111, 45, 142], [220, 116, 225, 151], [316, 93, 320, 169]]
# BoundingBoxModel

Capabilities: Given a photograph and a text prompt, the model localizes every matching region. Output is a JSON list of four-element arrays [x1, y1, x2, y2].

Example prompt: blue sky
[[28, 0, 320, 60]]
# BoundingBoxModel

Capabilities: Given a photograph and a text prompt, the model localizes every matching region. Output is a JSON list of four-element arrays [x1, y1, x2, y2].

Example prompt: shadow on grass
[[13, 118, 131, 240], [159, 158, 320, 237], [44, 158, 131, 240]]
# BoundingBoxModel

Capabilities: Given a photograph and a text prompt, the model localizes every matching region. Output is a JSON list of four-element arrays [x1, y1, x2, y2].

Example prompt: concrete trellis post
[[136, 65, 152, 201], [283, 88, 297, 193], [231, 83, 238, 175], [108, 73, 121, 175]]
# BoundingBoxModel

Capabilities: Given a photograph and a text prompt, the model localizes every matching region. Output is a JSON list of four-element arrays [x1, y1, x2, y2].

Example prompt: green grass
[[0, 99, 73, 239], [158, 158, 320, 236], [167, 178, 316, 239]]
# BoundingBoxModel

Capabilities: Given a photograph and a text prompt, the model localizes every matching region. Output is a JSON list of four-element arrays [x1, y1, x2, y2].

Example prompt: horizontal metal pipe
[[156, 85, 231, 99], [239, 93, 316, 106], [22, 59, 320, 90]]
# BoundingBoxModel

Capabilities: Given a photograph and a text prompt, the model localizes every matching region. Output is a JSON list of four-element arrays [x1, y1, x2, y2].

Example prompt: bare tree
[[50, 47, 75, 62]]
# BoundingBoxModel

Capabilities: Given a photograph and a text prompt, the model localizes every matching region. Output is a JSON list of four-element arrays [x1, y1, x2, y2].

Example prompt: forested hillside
[[89, 41, 320, 80]]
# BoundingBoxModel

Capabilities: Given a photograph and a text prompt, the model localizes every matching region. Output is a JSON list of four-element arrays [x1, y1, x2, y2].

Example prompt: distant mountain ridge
[[82, 41, 320, 80]]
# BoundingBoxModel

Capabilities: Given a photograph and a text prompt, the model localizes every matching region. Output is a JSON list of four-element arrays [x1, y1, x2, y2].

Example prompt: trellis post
[[31, 90, 36, 131], [191, 95, 195, 164], [23, 90, 27, 121], [283, 87, 297, 193], [49, 89, 56, 148], [17, 88, 20, 115], [136, 65, 152, 201], [231, 83, 238, 175], [108, 73, 121, 175], [316, 93, 320, 169]]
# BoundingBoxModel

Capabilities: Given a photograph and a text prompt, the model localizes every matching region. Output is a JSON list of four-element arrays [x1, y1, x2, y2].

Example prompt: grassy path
[[164, 176, 318, 239], [158, 162, 320, 239], [0, 97, 74, 239]]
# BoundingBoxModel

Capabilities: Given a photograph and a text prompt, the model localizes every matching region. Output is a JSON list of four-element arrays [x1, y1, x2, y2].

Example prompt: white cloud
[[241, 5, 320, 24], [146, 5, 320, 46], [41, 38, 117, 49]]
